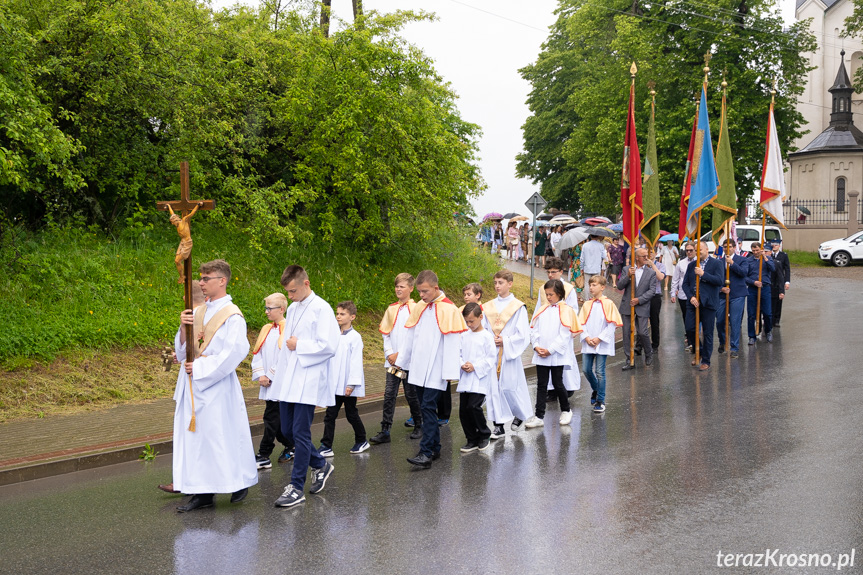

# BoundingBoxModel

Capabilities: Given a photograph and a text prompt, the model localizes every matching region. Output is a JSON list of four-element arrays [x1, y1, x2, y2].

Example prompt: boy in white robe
[[319, 301, 368, 456], [457, 303, 495, 453], [397, 270, 467, 469], [173, 259, 258, 512], [370, 273, 423, 444], [251, 293, 294, 469], [577, 275, 623, 414], [271, 265, 341, 508], [482, 270, 531, 439], [533, 256, 581, 399]]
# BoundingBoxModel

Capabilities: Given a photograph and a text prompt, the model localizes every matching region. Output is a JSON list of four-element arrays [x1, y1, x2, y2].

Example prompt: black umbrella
[[584, 226, 617, 238], [503, 212, 522, 219], [796, 205, 812, 215], [536, 213, 554, 221]]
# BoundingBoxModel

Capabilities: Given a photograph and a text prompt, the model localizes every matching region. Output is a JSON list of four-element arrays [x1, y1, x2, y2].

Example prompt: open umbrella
[[509, 215, 529, 222], [549, 215, 577, 225], [502, 212, 522, 219], [482, 212, 503, 222], [796, 205, 812, 215], [555, 228, 590, 255], [536, 213, 554, 221], [582, 217, 611, 227], [584, 226, 617, 238], [608, 222, 623, 233], [659, 230, 670, 236], [659, 233, 679, 242]]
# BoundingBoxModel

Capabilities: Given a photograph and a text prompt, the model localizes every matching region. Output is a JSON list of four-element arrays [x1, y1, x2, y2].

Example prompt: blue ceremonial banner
[[685, 86, 719, 236]]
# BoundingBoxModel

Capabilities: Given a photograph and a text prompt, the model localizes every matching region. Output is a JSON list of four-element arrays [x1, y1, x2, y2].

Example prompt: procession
[[3, 0, 863, 573]]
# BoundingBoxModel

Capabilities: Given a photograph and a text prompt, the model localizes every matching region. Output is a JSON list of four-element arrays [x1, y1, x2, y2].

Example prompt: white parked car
[[819, 231, 863, 267], [699, 225, 783, 254]]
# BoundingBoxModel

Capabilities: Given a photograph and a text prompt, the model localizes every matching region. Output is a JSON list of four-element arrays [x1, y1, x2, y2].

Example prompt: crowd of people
[[162, 235, 791, 512]]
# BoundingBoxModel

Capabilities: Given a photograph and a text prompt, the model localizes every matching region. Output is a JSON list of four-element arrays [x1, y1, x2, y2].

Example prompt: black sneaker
[[277, 448, 294, 463], [255, 454, 272, 470], [590, 390, 597, 406], [369, 430, 391, 445], [274, 484, 305, 508], [477, 438, 491, 451], [309, 461, 334, 494], [409, 426, 422, 440], [459, 443, 478, 453], [718, 345, 725, 354], [489, 425, 505, 439], [404, 417, 414, 428], [593, 401, 605, 413]]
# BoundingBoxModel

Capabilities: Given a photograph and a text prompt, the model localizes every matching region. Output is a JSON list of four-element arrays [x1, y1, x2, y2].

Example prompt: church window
[[837, 177, 846, 212]]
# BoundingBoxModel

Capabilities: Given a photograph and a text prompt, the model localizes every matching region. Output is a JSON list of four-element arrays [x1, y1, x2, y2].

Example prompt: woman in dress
[[506, 221, 520, 261], [569, 243, 584, 303], [658, 241, 678, 291], [534, 226, 547, 268]]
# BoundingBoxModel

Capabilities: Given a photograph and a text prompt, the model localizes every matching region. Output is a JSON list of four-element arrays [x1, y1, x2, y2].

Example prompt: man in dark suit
[[618, 247, 657, 370], [769, 241, 791, 327], [745, 242, 775, 344], [682, 242, 724, 370], [715, 239, 749, 359]]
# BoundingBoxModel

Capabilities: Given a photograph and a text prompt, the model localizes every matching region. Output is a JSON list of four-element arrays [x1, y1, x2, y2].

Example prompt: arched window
[[837, 177, 846, 212]]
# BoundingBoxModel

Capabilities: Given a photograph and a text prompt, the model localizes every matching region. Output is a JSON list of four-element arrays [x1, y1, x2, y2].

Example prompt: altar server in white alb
[[482, 269, 532, 439], [397, 270, 467, 469], [526, 279, 581, 429], [318, 301, 369, 456], [457, 303, 496, 453], [173, 259, 258, 513], [533, 256, 581, 398], [250, 292, 294, 470], [270, 265, 340, 509]]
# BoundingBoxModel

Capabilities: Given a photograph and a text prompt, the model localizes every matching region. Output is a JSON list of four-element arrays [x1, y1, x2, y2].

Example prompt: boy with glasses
[[173, 259, 258, 512], [251, 293, 295, 469]]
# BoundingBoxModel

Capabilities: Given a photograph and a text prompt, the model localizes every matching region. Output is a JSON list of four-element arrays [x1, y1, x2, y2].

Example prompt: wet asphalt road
[[1, 275, 861, 575]]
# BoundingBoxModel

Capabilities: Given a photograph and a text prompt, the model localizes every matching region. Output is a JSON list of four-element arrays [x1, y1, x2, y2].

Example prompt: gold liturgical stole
[[193, 303, 244, 357], [483, 298, 525, 336], [576, 296, 624, 327]]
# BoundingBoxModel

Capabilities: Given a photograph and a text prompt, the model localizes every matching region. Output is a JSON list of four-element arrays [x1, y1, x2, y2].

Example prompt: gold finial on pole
[[721, 68, 728, 91], [648, 80, 656, 98], [703, 52, 711, 85], [630, 61, 638, 85]]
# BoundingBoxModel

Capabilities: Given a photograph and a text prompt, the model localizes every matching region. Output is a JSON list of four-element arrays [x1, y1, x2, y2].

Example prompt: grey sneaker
[[309, 461, 334, 494], [766, 332, 773, 343], [274, 484, 305, 508]]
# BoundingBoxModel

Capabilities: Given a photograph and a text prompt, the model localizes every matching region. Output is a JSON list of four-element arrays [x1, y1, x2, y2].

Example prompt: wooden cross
[[156, 161, 215, 363]]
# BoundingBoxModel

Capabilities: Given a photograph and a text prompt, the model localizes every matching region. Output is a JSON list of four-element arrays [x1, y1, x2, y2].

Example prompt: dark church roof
[[796, 0, 842, 10], [790, 49, 863, 157]]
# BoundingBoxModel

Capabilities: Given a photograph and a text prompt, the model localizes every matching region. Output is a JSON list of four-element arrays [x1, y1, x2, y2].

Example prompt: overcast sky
[[211, 0, 798, 220]]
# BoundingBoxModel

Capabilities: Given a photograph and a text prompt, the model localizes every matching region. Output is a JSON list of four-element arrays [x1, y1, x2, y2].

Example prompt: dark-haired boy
[[319, 301, 368, 456], [271, 265, 340, 508], [398, 270, 467, 468]]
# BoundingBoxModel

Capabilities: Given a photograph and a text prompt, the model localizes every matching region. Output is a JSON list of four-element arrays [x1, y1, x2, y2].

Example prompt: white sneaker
[[524, 416, 544, 429], [559, 410, 572, 425]]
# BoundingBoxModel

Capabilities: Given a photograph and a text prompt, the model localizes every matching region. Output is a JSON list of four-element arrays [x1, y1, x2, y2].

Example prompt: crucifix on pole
[[156, 161, 215, 432], [156, 161, 215, 359]]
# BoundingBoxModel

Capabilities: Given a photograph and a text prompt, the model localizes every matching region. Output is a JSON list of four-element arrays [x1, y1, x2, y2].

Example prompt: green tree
[[517, 0, 815, 227], [0, 1, 483, 253]]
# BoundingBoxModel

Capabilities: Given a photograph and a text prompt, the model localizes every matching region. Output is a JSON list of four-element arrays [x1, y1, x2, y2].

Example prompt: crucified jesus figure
[[168, 202, 204, 284]]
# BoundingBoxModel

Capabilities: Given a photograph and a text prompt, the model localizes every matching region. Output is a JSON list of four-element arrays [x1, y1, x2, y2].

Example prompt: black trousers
[[535, 365, 569, 417], [258, 399, 293, 457], [772, 294, 784, 324], [437, 381, 452, 420], [321, 395, 366, 448], [636, 294, 662, 352], [380, 370, 421, 429], [459, 392, 491, 444]]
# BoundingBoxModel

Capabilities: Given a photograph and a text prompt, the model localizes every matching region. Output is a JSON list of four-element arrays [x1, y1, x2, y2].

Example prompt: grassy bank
[[0, 223, 499, 364]]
